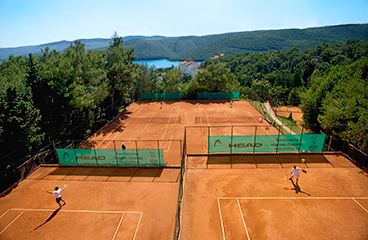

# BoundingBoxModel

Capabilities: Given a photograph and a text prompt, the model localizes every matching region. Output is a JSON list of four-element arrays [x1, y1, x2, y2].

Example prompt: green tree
[[196, 62, 234, 92], [318, 57, 368, 151], [105, 32, 138, 109], [251, 78, 271, 100], [132, 63, 159, 99], [158, 68, 181, 93]]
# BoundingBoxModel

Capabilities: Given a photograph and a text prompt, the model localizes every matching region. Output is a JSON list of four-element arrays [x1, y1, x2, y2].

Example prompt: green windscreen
[[198, 92, 240, 100], [56, 148, 165, 166], [208, 134, 326, 153], [141, 93, 181, 100]]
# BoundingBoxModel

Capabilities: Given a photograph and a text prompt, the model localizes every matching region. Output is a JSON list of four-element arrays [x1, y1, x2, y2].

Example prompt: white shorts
[[292, 173, 299, 178]]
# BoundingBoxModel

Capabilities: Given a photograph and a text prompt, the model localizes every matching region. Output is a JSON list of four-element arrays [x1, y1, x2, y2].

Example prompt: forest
[[0, 33, 367, 192], [1, 24, 367, 62]]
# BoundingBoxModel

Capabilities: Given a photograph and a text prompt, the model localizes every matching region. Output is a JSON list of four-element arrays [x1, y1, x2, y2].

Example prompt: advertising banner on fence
[[56, 148, 165, 166], [208, 134, 326, 153]]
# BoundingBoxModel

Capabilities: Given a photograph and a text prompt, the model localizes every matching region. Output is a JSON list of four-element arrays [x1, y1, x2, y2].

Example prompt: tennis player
[[230, 101, 232, 108], [160, 101, 163, 109], [289, 166, 306, 184], [46, 186, 67, 207]]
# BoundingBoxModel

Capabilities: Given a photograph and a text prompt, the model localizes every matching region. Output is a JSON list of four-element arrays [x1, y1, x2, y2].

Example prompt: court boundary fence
[[53, 139, 182, 167], [184, 125, 340, 156], [174, 127, 187, 240]]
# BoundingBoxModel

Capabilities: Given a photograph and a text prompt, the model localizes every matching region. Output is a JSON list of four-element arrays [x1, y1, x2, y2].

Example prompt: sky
[[0, 0, 367, 48]]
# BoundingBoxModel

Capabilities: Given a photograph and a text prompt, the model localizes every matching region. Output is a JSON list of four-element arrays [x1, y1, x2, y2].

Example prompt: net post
[[135, 140, 139, 166]]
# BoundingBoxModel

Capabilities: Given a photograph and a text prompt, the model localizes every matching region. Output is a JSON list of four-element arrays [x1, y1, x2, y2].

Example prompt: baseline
[[0, 208, 143, 240]]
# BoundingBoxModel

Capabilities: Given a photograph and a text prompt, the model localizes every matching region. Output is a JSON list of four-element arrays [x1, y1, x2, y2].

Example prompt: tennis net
[[195, 116, 263, 123], [120, 117, 181, 124]]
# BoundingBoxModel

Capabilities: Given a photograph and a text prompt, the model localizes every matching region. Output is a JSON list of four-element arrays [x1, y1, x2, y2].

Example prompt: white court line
[[139, 112, 155, 135], [10, 208, 143, 214], [217, 198, 226, 240], [219, 197, 368, 200], [353, 198, 368, 214], [159, 107, 175, 143], [112, 213, 125, 240], [0, 209, 10, 219], [0, 211, 24, 235], [236, 198, 250, 240], [161, 106, 180, 151], [97, 106, 146, 149], [239, 105, 271, 135], [198, 106, 207, 152], [133, 212, 143, 240]]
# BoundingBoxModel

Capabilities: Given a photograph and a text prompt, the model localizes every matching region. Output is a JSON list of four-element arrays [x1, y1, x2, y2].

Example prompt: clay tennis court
[[0, 100, 275, 240], [1, 100, 367, 239], [181, 154, 368, 239], [274, 106, 304, 123]]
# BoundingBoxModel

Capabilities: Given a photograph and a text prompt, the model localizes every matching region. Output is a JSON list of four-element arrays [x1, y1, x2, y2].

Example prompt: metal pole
[[230, 126, 233, 168], [253, 126, 257, 154], [298, 127, 304, 153], [328, 135, 332, 152], [114, 140, 118, 166], [208, 126, 210, 155], [276, 125, 281, 154], [157, 140, 161, 165], [135, 140, 139, 166], [52, 140, 60, 165], [94, 141, 98, 166]]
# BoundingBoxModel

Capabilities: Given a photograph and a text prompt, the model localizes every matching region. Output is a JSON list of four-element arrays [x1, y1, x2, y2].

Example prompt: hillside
[[0, 23, 367, 61], [172, 29, 346, 60]]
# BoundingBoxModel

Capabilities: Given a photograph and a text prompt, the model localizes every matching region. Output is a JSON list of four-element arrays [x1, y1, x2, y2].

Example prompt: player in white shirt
[[46, 186, 67, 207], [289, 165, 307, 184]]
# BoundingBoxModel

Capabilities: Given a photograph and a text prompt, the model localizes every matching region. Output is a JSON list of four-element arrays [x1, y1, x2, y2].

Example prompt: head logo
[[63, 152, 70, 159], [214, 140, 222, 147]]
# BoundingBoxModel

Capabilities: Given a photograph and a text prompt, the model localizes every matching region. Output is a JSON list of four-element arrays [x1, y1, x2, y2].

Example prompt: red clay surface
[[3, 100, 364, 240], [181, 154, 368, 240], [1, 100, 274, 240], [274, 106, 304, 123], [0, 166, 180, 240]]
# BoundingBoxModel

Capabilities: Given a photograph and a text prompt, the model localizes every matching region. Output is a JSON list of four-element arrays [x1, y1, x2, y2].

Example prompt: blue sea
[[133, 59, 180, 69]]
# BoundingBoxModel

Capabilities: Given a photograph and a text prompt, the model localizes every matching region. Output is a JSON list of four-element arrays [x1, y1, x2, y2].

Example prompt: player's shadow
[[33, 206, 63, 230], [290, 179, 311, 196]]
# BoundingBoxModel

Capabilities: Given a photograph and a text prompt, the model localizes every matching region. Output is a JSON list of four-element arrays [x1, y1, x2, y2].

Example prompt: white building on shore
[[179, 58, 199, 77]]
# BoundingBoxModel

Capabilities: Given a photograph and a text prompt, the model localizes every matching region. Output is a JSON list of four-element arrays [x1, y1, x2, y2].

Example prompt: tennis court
[[180, 154, 368, 239], [0, 166, 180, 240], [2, 99, 366, 240]]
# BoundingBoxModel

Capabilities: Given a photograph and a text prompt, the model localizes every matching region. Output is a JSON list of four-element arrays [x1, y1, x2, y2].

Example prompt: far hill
[[0, 23, 367, 61]]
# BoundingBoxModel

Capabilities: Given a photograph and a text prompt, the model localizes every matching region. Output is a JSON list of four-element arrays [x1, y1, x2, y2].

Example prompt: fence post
[[135, 140, 139, 166], [230, 126, 233, 167], [72, 140, 78, 165], [208, 126, 210, 155], [114, 140, 119, 166], [253, 126, 257, 154], [298, 127, 304, 153], [93, 142, 98, 166], [157, 140, 161, 165], [276, 126, 281, 154], [52, 140, 60, 165]]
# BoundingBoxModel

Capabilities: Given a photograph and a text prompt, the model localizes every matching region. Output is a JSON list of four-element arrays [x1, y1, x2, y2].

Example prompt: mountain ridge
[[0, 23, 367, 61]]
